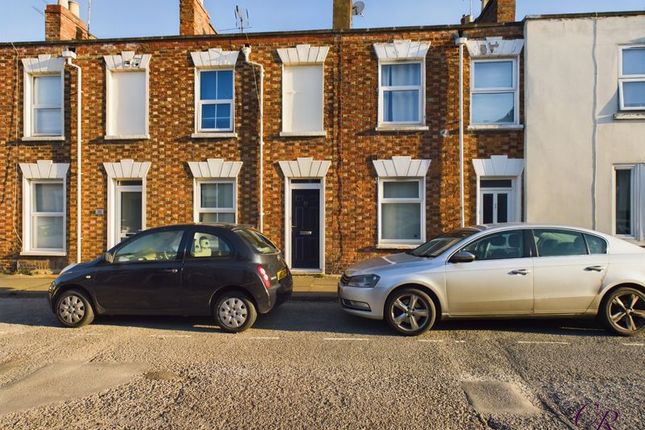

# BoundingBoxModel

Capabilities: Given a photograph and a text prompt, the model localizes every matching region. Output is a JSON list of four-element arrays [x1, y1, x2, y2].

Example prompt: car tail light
[[258, 265, 271, 289]]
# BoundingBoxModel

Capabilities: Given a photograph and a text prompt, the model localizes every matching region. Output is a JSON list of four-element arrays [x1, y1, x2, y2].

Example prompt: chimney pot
[[68, 0, 80, 17], [58, 0, 69, 8]]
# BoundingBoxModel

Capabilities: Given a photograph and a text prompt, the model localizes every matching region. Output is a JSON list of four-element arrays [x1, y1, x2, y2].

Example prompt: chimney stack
[[476, 0, 516, 23], [180, 0, 216, 36], [45, 0, 90, 41], [333, 0, 353, 30]]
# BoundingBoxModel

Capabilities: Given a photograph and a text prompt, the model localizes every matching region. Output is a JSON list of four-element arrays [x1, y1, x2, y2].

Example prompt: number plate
[[277, 269, 288, 280]]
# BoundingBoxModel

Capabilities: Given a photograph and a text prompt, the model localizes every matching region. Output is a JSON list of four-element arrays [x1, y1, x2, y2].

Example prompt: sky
[[2, 0, 644, 42]]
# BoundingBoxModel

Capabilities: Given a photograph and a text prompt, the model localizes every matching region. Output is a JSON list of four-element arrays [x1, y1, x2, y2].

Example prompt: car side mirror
[[104, 251, 114, 264], [449, 251, 476, 264]]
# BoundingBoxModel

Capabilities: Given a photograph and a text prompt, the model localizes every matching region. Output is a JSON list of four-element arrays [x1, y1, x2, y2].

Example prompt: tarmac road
[[0, 298, 643, 429]]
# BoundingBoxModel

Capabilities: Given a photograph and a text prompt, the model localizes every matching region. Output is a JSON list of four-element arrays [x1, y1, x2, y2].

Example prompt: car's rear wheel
[[601, 287, 645, 336], [385, 288, 436, 336], [55, 290, 95, 328], [214, 292, 257, 333]]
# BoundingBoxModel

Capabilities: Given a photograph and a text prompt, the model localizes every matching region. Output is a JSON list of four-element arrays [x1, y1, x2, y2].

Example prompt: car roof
[[139, 223, 255, 232], [475, 223, 609, 237]]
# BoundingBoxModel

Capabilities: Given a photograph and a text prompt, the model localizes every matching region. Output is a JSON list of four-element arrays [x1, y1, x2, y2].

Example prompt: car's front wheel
[[55, 289, 95, 328], [385, 288, 436, 336], [214, 292, 257, 333], [601, 287, 645, 336]]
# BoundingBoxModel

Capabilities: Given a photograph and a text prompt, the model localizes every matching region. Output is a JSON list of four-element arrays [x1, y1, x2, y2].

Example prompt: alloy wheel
[[608, 291, 645, 333], [390, 293, 431, 333], [58, 295, 86, 325], [218, 298, 249, 329]]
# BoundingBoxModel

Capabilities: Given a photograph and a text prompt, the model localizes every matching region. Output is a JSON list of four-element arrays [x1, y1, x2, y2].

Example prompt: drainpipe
[[455, 35, 468, 228], [62, 50, 82, 263], [241, 44, 265, 232]]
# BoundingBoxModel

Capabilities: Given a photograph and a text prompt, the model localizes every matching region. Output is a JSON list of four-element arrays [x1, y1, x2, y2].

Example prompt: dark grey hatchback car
[[48, 224, 292, 332]]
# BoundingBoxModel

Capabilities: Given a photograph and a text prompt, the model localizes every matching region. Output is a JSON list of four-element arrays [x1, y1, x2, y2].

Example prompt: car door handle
[[161, 268, 178, 273], [509, 269, 529, 276], [584, 265, 605, 272]]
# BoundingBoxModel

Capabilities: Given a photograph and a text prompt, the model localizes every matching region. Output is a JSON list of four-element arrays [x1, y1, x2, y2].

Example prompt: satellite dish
[[352, 1, 365, 16]]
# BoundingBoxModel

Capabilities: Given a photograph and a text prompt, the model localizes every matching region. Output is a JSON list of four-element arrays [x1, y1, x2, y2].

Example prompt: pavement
[[0, 273, 339, 300], [0, 298, 642, 429]]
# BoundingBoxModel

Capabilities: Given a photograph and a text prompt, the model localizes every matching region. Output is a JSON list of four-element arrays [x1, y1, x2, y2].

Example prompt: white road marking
[[517, 341, 569, 345], [454, 340, 466, 343], [245, 336, 280, 340], [417, 339, 444, 343], [323, 337, 369, 341], [560, 326, 604, 332], [149, 334, 193, 338], [622, 342, 644, 347]]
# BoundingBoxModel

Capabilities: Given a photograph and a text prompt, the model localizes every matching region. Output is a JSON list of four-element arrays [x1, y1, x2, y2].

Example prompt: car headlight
[[59, 263, 78, 275], [346, 274, 380, 288]]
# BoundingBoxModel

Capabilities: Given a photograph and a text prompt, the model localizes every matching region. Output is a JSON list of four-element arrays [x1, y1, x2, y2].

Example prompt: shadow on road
[[0, 297, 613, 337]]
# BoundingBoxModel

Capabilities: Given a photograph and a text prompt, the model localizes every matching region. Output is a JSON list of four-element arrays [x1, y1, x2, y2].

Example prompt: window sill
[[20, 251, 67, 257], [376, 243, 422, 250], [468, 124, 524, 131], [279, 131, 327, 137], [191, 132, 238, 139], [375, 125, 429, 132], [104, 134, 150, 140], [22, 136, 66, 142], [613, 112, 645, 120]]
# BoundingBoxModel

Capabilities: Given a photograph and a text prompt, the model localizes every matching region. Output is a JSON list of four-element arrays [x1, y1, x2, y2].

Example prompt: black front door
[[292, 188, 320, 269]]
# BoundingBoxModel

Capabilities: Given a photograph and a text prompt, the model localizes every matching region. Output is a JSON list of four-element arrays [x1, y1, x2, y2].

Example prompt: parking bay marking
[[149, 334, 193, 339], [517, 340, 569, 345], [323, 337, 369, 342], [245, 336, 280, 340], [622, 342, 644, 347], [418, 339, 444, 343]]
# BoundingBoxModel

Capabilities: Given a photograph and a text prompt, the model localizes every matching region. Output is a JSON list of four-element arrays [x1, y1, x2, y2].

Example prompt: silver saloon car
[[338, 224, 645, 336]]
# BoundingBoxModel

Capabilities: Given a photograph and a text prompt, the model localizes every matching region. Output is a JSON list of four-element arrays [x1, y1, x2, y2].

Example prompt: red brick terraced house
[[0, 0, 525, 274]]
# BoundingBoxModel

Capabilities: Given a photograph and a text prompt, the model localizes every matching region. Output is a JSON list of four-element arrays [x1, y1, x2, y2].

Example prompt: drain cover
[[462, 381, 539, 415]]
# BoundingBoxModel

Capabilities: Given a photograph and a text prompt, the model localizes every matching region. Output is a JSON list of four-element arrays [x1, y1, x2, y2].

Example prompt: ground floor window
[[615, 165, 644, 240], [195, 180, 236, 223], [378, 179, 425, 245], [25, 180, 66, 253], [116, 180, 143, 243], [479, 179, 515, 224]]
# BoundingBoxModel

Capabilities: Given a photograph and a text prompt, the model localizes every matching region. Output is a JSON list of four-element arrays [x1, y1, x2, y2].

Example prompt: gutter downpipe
[[242, 45, 265, 232], [455, 36, 468, 228], [62, 50, 82, 263]]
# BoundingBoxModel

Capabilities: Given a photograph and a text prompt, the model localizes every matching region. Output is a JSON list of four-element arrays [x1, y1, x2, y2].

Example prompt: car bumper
[[258, 275, 293, 314], [338, 284, 384, 320]]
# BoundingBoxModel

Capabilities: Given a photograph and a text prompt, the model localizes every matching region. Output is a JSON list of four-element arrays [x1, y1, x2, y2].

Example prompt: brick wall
[[45, 5, 90, 41], [180, 0, 216, 36], [0, 22, 523, 273]]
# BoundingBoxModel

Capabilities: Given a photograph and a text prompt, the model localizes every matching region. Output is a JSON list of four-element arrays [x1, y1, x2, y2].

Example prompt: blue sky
[[2, 0, 644, 42]]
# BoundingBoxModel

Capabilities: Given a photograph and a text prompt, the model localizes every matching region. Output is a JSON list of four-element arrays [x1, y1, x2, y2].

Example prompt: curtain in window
[[382, 203, 421, 240], [33, 75, 62, 135], [382, 63, 421, 123], [199, 182, 235, 223], [32, 182, 64, 249]]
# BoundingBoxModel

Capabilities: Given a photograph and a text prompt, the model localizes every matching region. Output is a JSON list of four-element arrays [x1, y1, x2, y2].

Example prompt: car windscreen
[[235, 228, 280, 255], [408, 229, 479, 258]]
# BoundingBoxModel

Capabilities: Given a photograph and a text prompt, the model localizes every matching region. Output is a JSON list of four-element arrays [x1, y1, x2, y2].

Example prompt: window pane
[[585, 234, 607, 255], [474, 61, 513, 88], [384, 90, 420, 122], [201, 183, 234, 209], [200, 70, 233, 100], [382, 63, 421, 86], [120, 191, 142, 237], [201, 104, 231, 130], [623, 82, 645, 109], [34, 216, 64, 249], [217, 183, 234, 208], [34, 183, 63, 212], [190, 232, 232, 257], [383, 181, 419, 199], [199, 212, 235, 223], [114, 230, 183, 263], [200, 71, 218, 100], [623, 48, 645, 75], [472, 93, 515, 124], [482, 193, 493, 224], [497, 193, 508, 223], [533, 229, 588, 257], [34, 108, 62, 135], [616, 169, 632, 235], [216, 70, 233, 99], [201, 184, 218, 208], [35, 75, 62, 106], [481, 179, 513, 188], [462, 230, 524, 260], [382, 203, 421, 240]]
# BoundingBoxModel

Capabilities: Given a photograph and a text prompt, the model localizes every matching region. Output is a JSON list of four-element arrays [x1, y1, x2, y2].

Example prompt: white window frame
[[618, 45, 645, 112], [195, 68, 235, 133], [23, 179, 66, 256], [105, 69, 150, 139], [377, 178, 426, 247], [470, 58, 519, 126], [27, 73, 65, 138], [613, 164, 644, 241], [193, 179, 237, 224], [281, 64, 325, 136], [378, 60, 425, 127]]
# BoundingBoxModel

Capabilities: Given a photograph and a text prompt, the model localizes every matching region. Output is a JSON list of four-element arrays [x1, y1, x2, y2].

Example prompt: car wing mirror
[[104, 251, 114, 264], [449, 251, 476, 264]]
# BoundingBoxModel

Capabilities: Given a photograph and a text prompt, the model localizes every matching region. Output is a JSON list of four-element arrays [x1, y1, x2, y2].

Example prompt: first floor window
[[198, 69, 234, 132], [379, 62, 423, 124], [107, 70, 147, 136], [282, 64, 324, 133], [619, 46, 645, 110], [28, 181, 65, 251], [615, 165, 644, 240], [196, 180, 236, 223], [32, 74, 63, 136], [471, 59, 518, 125], [379, 179, 424, 244]]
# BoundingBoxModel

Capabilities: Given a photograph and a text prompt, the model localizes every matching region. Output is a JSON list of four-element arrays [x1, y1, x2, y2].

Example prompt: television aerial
[[352, 1, 365, 16], [234, 5, 250, 32]]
